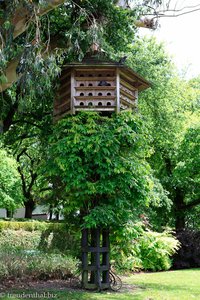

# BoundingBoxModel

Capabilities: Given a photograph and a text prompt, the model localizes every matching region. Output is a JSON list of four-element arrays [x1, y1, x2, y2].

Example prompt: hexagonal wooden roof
[[62, 57, 150, 92]]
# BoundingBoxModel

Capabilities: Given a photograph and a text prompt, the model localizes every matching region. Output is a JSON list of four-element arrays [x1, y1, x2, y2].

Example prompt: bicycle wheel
[[109, 271, 122, 291], [69, 270, 82, 288]]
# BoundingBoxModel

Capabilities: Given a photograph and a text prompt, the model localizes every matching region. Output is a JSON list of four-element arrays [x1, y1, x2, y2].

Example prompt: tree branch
[[0, 0, 65, 42], [181, 198, 200, 210], [16, 148, 28, 195], [12, 120, 43, 130], [2, 85, 21, 132]]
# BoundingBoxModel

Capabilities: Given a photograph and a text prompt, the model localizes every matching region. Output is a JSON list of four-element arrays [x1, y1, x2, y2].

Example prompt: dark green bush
[[173, 229, 200, 269]]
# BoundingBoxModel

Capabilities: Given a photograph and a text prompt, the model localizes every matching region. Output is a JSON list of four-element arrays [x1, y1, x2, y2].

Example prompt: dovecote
[[53, 58, 150, 121]]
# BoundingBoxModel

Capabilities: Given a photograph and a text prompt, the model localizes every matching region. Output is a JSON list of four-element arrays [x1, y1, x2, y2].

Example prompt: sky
[[139, 0, 200, 79]]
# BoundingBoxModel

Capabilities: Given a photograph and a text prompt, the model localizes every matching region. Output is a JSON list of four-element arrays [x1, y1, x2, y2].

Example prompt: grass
[[1, 269, 200, 300]]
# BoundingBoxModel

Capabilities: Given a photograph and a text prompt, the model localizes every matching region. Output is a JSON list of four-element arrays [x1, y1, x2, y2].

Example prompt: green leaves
[[45, 112, 155, 228], [173, 124, 200, 204], [0, 149, 23, 211], [111, 221, 180, 272]]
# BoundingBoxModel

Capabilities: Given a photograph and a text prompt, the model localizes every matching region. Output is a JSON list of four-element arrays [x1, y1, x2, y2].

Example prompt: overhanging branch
[[181, 198, 200, 210], [0, 0, 66, 42]]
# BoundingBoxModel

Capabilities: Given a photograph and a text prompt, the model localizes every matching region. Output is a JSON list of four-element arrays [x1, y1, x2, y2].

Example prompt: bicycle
[[109, 267, 122, 291], [69, 264, 122, 291], [69, 264, 82, 288]]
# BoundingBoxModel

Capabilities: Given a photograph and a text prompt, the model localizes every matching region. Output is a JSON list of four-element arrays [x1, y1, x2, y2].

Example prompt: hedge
[[0, 220, 80, 256], [0, 219, 63, 232]]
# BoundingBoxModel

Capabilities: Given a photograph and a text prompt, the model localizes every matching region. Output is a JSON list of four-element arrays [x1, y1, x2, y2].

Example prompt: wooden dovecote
[[53, 57, 150, 121]]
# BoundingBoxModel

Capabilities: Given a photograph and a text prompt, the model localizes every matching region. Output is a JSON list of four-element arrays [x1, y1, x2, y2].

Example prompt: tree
[[2, 98, 53, 218], [172, 122, 200, 230], [0, 148, 23, 215], [125, 36, 200, 231], [0, 0, 150, 219], [0, 0, 141, 93]]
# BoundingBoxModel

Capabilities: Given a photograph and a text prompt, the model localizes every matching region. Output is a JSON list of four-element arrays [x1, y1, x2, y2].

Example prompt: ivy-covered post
[[52, 55, 150, 290]]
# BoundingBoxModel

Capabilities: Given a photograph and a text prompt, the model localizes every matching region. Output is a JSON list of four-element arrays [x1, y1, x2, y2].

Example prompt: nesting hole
[[88, 83, 93, 86], [88, 102, 93, 106], [98, 74, 102, 77], [89, 74, 93, 77], [98, 92, 103, 96], [107, 102, 111, 106], [80, 74, 84, 77], [80, 83, 84, 86], [98, 102, 102, 106], [80, 92, 84, 96], [88, 93, 93, 96], [80, 102, 84, 106], [107, 92, 111, 96]]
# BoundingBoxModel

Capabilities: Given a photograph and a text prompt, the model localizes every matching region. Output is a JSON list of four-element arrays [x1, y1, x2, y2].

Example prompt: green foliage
[[139, 229, 180, 271], [0, 229, 41, 251], [111, 221, 180, 272], [0, 149, 23, 211], [0, 249, 78, 281], [45, 111, 162, 228], [0, 220, 80, 256], [123, 36, 200, 230], [0, 221, 80, 280], [173, 123, 200, 205], [0, 220, 50, 232]]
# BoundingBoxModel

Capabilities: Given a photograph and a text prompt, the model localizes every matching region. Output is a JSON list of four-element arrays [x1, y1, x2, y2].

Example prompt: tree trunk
[[6, 209, 13, 218], [49, 205, 53, 220], [174, 188, 185, 232], [24, 198, 35, 219], [56, 212, 59, 220]]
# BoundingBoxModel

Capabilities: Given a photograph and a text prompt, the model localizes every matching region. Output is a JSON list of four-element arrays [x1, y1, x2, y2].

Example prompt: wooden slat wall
[[74, 68, 116, 111], [120, 70, 138, 110], [53, 69, 71, 120]]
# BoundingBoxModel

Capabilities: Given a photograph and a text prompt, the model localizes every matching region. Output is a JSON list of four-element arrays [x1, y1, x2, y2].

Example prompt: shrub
[[139, 230, 180, 271], [0, 220, 80, 256], [0, 229, 41, 251], [0, 220, 80, 281], [27, 253, 78, 280], [173, 229, 200, 269], [0, 220, 55, 232], [0, 248, 78, 281], [111, 221, 180, 272]]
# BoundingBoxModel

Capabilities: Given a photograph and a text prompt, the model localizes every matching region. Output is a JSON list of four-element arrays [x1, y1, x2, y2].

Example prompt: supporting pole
[[96, 228, 102, 291], [81, 228, 88, 287], [81, 227, 110, 290]]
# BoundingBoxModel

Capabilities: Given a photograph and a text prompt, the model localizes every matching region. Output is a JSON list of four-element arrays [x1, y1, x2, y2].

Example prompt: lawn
[[1, 269, 200, 300]]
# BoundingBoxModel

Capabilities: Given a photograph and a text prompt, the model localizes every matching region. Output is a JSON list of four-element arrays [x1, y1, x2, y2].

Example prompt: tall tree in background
[[126, 37, 200, 231], [0, 148, 23, 215]]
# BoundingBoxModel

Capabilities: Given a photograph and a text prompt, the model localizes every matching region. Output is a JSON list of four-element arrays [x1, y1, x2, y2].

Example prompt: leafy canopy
[[0, 148, 23, 211], [45, 111, 167, 228]]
